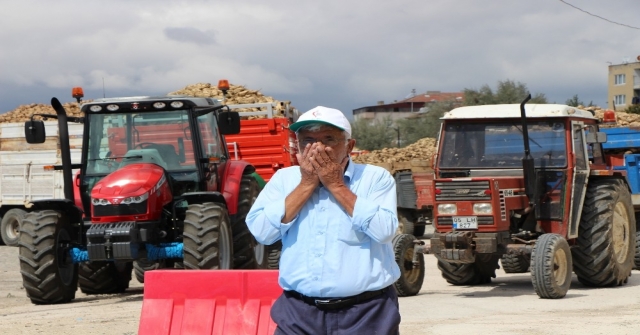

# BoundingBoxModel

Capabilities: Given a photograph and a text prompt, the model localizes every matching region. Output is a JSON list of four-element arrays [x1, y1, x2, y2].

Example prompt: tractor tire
[[18, 210, 78, 304], [501, 253, 530, 273], [634, 213, 640, 271], [634, 230, 640, 271], [530, 233, 572, 299], [395, 209, 415, 236], [234, 175, 260, 269], [437, 254, 500, 285], [183, 202, 233, 270], [1, 208, 27, 247], [572, 179, 635, 287], [255, 240, 283, 269], [133, 259, 166, 284], [393, 234, 424, 296], [78, 261, 133, 294]]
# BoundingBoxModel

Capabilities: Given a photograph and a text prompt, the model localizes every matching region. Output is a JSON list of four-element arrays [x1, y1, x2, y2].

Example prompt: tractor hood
[[91, 163, 166, 201]]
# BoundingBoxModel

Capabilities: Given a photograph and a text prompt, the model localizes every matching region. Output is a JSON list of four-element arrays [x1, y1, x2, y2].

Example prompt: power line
[[558, 0, 640, 30]]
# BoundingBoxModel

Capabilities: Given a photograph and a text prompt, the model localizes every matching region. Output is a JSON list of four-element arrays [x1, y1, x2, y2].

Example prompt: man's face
[[297, 125, 356, 163]]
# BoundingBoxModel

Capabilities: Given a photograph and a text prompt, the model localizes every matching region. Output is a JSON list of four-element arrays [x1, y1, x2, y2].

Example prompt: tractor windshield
[[438, 120, 567, 169], [85, 110, 200, 175]]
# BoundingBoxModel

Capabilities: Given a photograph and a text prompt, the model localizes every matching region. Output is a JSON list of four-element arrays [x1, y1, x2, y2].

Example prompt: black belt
[[286, 287, 388, 311]]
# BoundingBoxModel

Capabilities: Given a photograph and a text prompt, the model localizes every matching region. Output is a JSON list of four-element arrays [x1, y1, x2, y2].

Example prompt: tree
[[351, 116, 395, 150], [565, 94, 583, 107], [464, 79, 547, 106]]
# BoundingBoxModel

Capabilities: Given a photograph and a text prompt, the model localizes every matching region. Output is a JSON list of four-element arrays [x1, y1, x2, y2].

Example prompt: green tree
[[351, 116, 395, 150], [464, 79, 547, 106], [565, 94, 583, 107]]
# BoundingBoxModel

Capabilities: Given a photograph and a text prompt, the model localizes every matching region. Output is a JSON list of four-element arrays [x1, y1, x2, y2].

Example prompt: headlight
[[473, 203, 492, 214], [92, 198, 110, 205], [89, 105, 102, 112], [106, 104, 119, 111], [170, 101, 184, 108], [438, 204, 457, 215], [122, 193, 149, 204], [153, 102, 166, 109]]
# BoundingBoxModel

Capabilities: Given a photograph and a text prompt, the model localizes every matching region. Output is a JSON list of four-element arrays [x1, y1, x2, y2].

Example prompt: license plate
[[453, 216, 478, 229]]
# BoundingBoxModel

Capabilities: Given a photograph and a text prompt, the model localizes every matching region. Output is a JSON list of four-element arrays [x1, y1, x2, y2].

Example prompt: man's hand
[[296, 143, 320, 188], [309, 144, 348, 190]]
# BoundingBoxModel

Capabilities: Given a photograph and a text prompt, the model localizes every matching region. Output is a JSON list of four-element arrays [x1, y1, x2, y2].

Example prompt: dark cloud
[[164, 27, 216, 46]]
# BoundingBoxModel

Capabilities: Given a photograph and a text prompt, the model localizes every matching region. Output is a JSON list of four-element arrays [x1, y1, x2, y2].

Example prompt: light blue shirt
[[246, 160, 401, 298]]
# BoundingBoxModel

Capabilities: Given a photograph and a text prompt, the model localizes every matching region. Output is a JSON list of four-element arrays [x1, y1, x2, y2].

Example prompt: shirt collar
[[344, 158, 354, 183]]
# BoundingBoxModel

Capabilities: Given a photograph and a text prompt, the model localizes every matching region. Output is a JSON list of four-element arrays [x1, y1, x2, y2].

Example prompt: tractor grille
[[93, 201, 148, 217], [436, 216, 494, 226], [435, 181, 491, 201]]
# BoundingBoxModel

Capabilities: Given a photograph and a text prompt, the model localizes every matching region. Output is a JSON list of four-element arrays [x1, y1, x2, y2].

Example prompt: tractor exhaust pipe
[[51, 98, 74, 202], [519, 94, 535, 206]]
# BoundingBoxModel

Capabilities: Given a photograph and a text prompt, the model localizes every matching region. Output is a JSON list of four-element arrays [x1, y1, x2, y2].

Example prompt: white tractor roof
[[442, 104, 596, 120]]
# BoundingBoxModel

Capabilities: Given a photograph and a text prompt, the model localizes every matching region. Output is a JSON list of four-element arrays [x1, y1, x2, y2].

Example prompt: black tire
[[572, 179, 635, 287], [634, 230, 640, 271], [1, 208, 27, 247], [255, 240, 283, 269], [634, 213, 640, 271], [413, 224, 426, 238], [437, 254, 499, 285], [78, 261, 133, 294], [183, 202, 233, 270], [501, 253, 530, 273], [18, 210, 78, 304], [531, 233, 572, 299], [133, 259, 166, 284], [396, 209, 415, 236], [234, 175, 260, 269], [393, 234, 424, 296]]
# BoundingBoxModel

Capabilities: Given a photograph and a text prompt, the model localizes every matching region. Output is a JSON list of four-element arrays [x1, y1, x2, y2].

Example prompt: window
[[614, 74, 626, 85], [614, 95, 626, 105]]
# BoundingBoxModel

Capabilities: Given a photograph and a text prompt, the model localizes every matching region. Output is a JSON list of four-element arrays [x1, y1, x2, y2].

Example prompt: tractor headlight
[[122, 193, 149, 204], [438, 204, 457, 215], [473, 203, 492, 214], [92, 198, 110, 205]]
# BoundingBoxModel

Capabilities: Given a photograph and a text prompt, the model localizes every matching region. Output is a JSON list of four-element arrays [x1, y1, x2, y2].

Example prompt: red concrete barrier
[[138, 270, 281, 335]]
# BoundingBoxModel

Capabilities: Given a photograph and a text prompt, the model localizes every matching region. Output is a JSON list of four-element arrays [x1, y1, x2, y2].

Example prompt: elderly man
[[246, 106, 401, 334]]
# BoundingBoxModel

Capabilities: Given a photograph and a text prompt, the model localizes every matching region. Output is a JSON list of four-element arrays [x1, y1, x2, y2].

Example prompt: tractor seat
[[119, 149, 168, 170]]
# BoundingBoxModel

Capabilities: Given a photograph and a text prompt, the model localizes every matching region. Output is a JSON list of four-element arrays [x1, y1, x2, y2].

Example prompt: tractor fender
[[221, 161, 255, 215], [27, 199, 84, 224], [182, 192, 227, 208]]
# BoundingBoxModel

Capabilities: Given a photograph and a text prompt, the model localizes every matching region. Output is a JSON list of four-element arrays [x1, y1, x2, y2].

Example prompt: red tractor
[[394, 96, 638, 298], [20, 90, 262, 304]]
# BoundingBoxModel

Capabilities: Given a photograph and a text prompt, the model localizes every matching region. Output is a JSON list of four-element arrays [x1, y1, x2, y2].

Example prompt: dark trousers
[[271, 287, 401, 335]]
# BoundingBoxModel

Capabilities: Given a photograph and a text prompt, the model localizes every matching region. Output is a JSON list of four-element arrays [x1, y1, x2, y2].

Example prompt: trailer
[[0, 122, 83, 246]]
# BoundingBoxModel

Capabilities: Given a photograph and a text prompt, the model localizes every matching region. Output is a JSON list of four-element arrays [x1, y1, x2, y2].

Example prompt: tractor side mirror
[[25, 120, 46, 143], [177, 137, 186, 163], [586, 132, 607, 144], [217, 111, 241, 135]]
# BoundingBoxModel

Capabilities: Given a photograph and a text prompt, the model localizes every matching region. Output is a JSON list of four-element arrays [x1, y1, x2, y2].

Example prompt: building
[[607, 58, 640, 110], [352, 91, 464, 122]]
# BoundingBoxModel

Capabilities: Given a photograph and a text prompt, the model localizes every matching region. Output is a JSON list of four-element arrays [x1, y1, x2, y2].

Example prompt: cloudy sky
[[1, 0, 639, 118]]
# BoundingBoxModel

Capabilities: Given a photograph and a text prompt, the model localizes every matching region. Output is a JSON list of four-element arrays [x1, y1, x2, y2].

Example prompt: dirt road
[[1, 244, 639, 335]]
